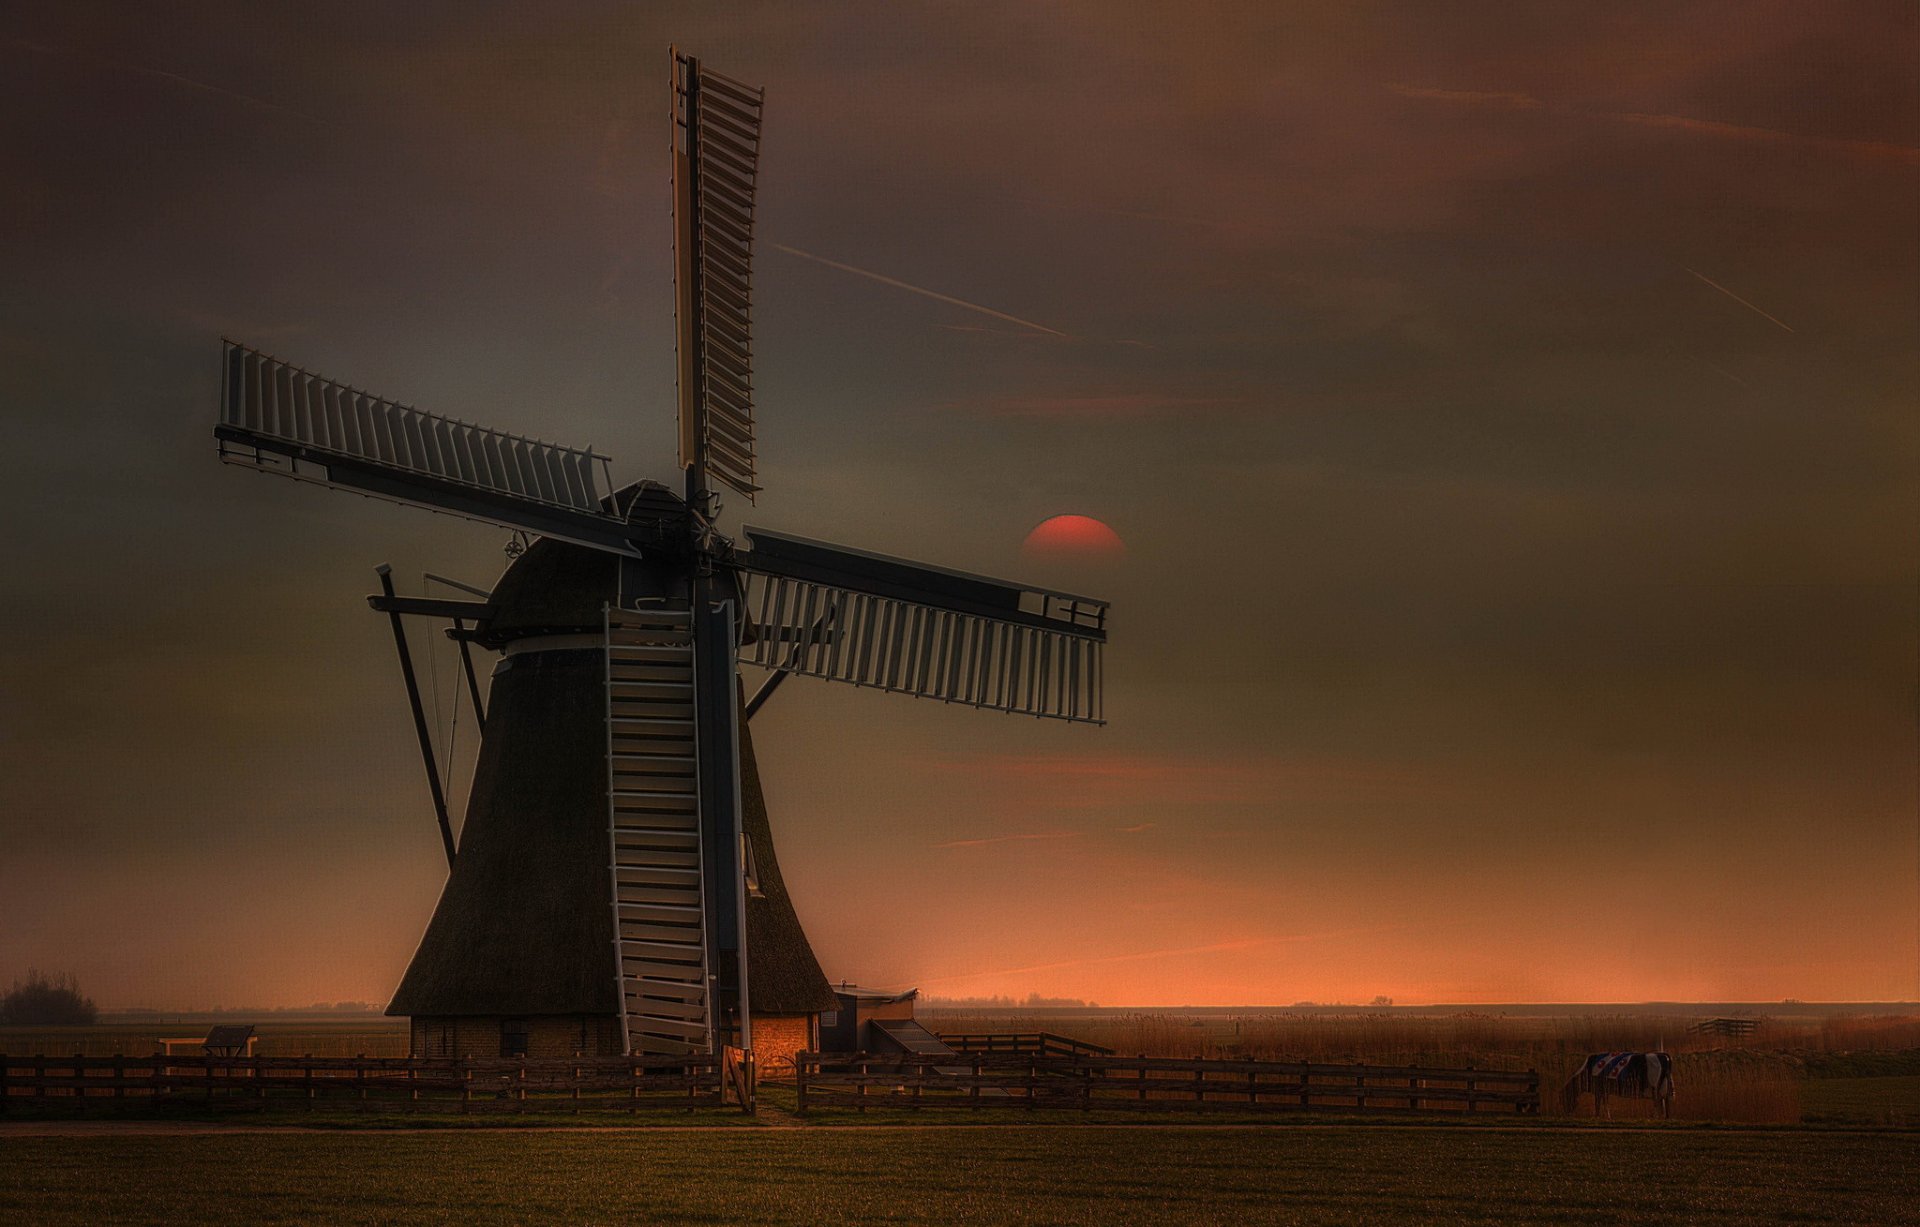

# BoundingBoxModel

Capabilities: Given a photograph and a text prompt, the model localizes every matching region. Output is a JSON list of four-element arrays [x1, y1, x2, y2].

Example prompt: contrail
[[933, 831, 1079, 850], [1388, 82, 1920, 165], [1684, 267, 1795, 333], [1698, 359, 1749, 388], [770, 243, 1070, 337], [9, 38, 334, 128]]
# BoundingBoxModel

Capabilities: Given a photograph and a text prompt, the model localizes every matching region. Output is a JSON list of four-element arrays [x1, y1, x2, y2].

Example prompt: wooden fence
[[937, 1032, 1115, 1058], [0, 1051, 751, 1114], [796, 1052, 1539, 1116]]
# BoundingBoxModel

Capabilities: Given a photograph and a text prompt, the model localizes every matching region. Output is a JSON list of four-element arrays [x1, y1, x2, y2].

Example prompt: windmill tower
[[212, 51, 1111, 1068]]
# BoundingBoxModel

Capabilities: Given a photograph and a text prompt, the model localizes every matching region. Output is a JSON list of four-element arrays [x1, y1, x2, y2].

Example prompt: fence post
[[858, 1059, 867, 1115], [115, 1056, 127, 1104], [461, 1058, 472, 1114], [795, 1053, 808, 1115], [1466, 1066, 1477, 1115], [1407, 1065, 1418, 1112], [1138, 1056, 1148, 1103], [305, 1054, 315, 1107], [0, 1054, 7, 1113], [971, 1054, 982, 1109], [1355, 1071, 1366, 1112]]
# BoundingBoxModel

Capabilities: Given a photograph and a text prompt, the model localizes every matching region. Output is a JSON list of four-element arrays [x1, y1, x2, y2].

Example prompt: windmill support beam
[[693, 595, 749, 1052], [743, 668, 787, 720], [376, 565, 458, 870], [366, 594, 494, 620], [453, 618, 487, 733]]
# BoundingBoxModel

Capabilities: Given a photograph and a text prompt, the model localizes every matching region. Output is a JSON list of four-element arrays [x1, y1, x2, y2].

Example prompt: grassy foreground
[[3, 1127, 1916, 1225]]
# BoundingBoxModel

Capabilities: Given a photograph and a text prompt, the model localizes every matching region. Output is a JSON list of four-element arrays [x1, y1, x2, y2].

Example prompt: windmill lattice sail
[[215, 340, 636, 552], [738, 528, 1108, 724], [673, 52, 765, 502]]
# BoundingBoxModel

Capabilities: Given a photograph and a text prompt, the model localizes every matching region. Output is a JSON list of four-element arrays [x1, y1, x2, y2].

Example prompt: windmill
[[212, 51, 1110, 1065]]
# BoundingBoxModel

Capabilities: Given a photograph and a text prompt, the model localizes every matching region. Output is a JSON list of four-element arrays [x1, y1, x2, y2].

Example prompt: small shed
[[157, 1024, 257, 1058], [819, 985, 920, 1054]]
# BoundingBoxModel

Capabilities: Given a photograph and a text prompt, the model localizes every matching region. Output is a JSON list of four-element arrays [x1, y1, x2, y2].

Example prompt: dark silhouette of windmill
[[212, 51, 1110, 1065]]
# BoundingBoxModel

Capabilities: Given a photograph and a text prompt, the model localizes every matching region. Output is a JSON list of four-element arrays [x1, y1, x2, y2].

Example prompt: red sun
[[1022, 514, 1125, 561]]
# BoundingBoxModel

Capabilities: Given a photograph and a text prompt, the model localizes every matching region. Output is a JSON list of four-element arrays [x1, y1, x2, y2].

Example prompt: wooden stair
[[604, 606, 711, 1056]]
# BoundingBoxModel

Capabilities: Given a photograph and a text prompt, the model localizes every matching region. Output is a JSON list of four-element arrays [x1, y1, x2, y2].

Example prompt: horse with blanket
[[1561, 1052, 1675, 1117]]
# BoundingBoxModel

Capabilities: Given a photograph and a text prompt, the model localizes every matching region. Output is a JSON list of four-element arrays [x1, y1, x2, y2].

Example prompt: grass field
[[1803, 1075, 1920, 1125], [2, 1126, 1915, 1225]]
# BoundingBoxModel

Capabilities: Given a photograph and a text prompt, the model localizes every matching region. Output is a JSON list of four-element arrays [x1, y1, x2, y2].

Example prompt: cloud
[[957, 393, 1246, 418], [917, 923, 1418, 985], [1387, 85, 1542, 111], [1611, 110, 1920, 164], [918, 751, 1465, 812]]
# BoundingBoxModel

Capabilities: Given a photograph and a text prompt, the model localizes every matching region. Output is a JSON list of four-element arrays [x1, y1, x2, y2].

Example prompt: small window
[[501, 1018, 530, 1058], [820, 1010, 839, 1028]]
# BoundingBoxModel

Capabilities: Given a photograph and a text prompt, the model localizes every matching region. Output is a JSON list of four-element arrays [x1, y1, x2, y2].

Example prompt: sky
[[2, 1, 1916, 1009]]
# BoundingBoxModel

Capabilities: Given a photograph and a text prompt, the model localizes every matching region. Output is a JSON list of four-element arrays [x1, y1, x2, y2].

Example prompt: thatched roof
[[388, 534, 833, 1020], [740, 709, 836, 1015], [386, 646, 616, 1017]]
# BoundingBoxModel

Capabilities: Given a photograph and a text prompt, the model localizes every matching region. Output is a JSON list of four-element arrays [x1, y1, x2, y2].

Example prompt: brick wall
[[408, 1013, 809, 1067], [409, 1015, 624, 1059], [752, 1013, 815, 1079]]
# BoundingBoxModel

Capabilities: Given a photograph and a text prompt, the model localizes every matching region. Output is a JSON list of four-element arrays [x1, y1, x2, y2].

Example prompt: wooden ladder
[[605, 606, 712, 1056]]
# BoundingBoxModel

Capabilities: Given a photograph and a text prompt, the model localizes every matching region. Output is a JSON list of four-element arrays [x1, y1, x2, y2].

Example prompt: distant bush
[[0, 969, 98, 1025]]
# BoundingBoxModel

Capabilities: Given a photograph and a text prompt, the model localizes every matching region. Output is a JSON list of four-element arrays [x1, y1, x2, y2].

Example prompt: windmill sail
[[215, 340, 642, 553], [736, 528, 1109, 724], [673, 52, 764, 503]]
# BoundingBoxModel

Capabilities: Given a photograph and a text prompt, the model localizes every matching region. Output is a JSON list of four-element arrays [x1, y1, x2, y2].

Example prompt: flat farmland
[[2, 1125, 1915, 1225], [0, 1019, 411, 1059], [10, 1011, 1920, 1124]]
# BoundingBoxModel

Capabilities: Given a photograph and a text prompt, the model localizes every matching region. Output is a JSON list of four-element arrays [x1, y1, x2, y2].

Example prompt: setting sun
[[1022, 514, 1125, 561]]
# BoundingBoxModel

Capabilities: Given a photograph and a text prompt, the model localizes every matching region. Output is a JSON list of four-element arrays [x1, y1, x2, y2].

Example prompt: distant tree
[[0, 969, 98, 1025], [1371, 996, 1394, 1008]]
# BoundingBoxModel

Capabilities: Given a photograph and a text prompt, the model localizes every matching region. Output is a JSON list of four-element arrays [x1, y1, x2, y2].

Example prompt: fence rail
[[937, 1032, 1116, 1058], [0, 1052, 747, 1113], [796, 1052, 1538, 1116]]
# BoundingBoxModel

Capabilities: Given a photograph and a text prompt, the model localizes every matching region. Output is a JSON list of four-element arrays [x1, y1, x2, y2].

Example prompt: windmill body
[[213, 52, 1109, 1069]]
